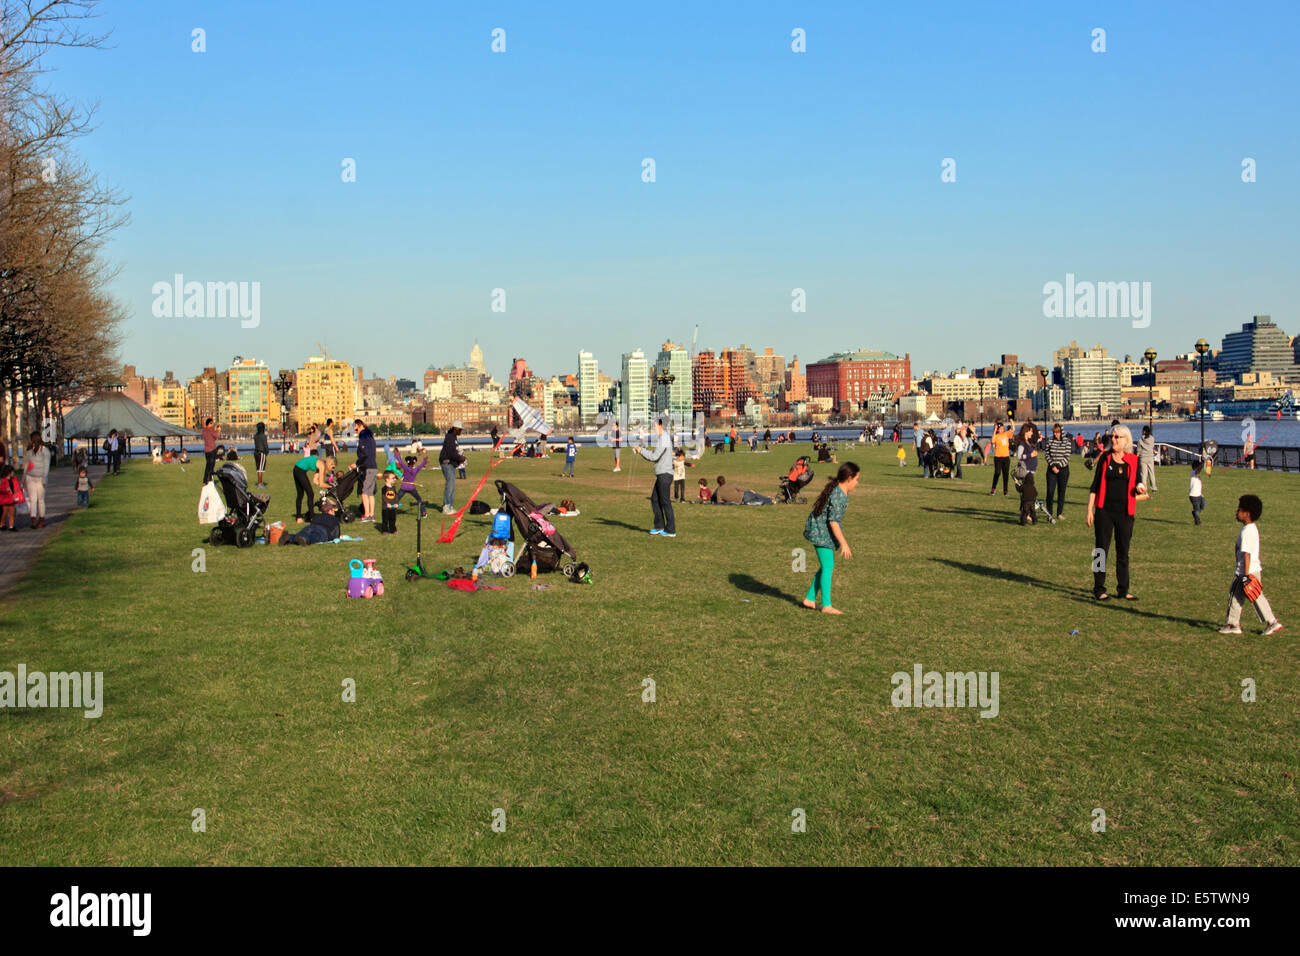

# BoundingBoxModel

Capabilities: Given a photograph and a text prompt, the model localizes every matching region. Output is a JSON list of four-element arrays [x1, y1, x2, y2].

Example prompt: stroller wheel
[[236, 527, 255, 548], [341, 508, 354, 523], [501, 563, 515, 577], [405, 569, 417, 582], [208, 527, 224, 546], [561, 562, 576, 579]]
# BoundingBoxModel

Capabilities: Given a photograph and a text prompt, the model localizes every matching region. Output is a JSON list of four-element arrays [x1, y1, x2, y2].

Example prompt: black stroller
[[929, 443, 955, 478], [494, 480, 583, 577], [779, 457, 815, 503], [317, 467, 358, 522], [209, 462, 270, 548]]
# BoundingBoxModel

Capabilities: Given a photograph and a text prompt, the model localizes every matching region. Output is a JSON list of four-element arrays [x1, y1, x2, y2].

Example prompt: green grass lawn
[[1, 444, 1296, 865]]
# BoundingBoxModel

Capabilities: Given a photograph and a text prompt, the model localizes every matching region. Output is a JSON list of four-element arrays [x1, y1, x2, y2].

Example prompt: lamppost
[[1194, 338, 1210, 454], [1143, 347, 1157, 432], [977, 378, 986, 439], [274, 371, 293, 446]]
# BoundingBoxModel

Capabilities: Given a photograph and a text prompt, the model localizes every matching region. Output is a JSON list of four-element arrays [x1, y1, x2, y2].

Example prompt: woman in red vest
[[1086, 425, 1149, 600]]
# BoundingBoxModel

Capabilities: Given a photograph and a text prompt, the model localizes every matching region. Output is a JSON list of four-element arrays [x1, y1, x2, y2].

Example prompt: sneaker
[[660, 532, 677, 538], [442, 505, 456, 515], [360, 516, 375, 523], [1217, 625, 1242, 635], [649, 529, 664, 535], [612, 467, 621, 473], [1262, 621, 1284, 636]]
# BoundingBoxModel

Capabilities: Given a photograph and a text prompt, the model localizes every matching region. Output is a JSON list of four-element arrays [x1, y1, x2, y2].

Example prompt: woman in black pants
[[1086, 426, 1147, 600], [292, 453, 334, 523], [1043, 423, 1072, 522]]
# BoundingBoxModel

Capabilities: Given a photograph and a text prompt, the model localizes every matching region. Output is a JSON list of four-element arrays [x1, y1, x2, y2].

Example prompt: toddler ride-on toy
[[346, 558, 384, 598]]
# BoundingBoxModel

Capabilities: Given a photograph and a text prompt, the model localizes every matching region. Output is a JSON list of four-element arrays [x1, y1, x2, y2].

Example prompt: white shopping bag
[[198, 480, 227, 524]]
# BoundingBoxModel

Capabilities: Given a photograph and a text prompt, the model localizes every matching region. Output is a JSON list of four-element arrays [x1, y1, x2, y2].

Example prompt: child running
[[1219, 494, 1283, 635], [396, 450, 428, 518], [802, 462, 860, 615], [896, 445, 907, 467]]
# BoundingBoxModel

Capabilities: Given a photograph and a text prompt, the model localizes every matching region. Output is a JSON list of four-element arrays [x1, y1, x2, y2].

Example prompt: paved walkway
[[0, 462, 87, 600]]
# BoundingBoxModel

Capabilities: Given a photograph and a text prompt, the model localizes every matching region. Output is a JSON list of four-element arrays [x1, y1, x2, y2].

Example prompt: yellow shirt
[[896, 447, 907, 459], [991, 432, 1011, 458]]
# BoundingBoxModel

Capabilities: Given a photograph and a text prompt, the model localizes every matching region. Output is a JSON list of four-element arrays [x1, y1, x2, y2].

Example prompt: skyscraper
[[621, 350, 650, 426], [1062, 347, 1121, 420], [1217, 315, 1296, 382], [578, 350, 600, 424], [653, 342, 693, 422], [469, 341, 486, 375]]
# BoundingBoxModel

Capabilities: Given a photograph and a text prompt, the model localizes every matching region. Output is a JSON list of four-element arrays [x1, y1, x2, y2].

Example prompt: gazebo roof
[[62, 391, 200, 439]]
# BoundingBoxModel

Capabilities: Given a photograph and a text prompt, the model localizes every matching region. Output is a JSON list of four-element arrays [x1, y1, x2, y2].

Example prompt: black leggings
[[1092, 509, 1134, 597], [991, 457, 1010, 493], [294, 467, 315, 519]]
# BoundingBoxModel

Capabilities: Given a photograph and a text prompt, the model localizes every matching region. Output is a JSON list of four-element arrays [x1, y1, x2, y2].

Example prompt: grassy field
[[1, 444, 1296, 865]]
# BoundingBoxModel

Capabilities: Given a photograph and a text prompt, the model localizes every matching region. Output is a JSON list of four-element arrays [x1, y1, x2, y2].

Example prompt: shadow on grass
[[728, 572, 805, 608], [921, 506, 1021, 525], [931, 558, 1211, 629], [593, 516, 653, 533]]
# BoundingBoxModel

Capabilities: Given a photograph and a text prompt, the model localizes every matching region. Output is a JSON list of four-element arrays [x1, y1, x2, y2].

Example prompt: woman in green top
[[802, 462, 860, 615], [292, 454, 335, 523]]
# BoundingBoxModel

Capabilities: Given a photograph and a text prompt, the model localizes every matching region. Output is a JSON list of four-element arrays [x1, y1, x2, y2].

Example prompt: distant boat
[[1209, 410, 1225, 421]]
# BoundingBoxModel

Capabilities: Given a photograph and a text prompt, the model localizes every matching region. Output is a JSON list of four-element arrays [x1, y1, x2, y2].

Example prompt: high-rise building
[[783, 357, 807, 405], [753, 347, 785, 386], [225, 357, 275, 433], [805, 350, 912, 415], [578, 350, 600, 423], [295, 356, 355, 434], [1217, 315, 1297, 382], [1062, 347, 1121, 420], [692, 348, 762, 415], [188, 367, 220, 426], [653, 342, 693, 422], [470, 341, 486, 375], [621, 350, 650, 425], [157, 372, 194, 429]]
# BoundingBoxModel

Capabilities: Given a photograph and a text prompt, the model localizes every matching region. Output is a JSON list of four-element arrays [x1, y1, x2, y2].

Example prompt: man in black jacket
[[439, 420, 467, 515], [353, 419, 377, 522]]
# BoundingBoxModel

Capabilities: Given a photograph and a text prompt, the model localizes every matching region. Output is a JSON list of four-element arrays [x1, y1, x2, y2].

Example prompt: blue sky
[[42, 0, 1300, 382]]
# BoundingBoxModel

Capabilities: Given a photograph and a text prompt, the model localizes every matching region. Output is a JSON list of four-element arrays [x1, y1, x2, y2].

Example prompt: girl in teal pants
[[802, 462, 860, 615]]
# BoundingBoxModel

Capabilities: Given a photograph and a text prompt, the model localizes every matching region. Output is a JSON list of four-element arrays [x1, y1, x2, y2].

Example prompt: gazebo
[[61, 390, 200, 461]]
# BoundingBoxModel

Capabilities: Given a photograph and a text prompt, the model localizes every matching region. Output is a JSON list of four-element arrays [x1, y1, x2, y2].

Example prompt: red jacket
[[1096, 452, 1139, 516]]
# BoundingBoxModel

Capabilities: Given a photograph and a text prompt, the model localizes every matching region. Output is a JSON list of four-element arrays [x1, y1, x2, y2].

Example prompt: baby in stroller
[[210, 457, 271, 547], [779, 456, 814, 503]]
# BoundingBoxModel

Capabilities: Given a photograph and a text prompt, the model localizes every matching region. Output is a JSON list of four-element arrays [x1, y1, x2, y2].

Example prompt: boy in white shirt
[[1220, 494, 1282, 635], [1188, 461, 1207, 525]]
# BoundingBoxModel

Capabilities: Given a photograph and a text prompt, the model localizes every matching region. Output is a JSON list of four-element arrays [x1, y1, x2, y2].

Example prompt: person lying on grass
[[280, 498, 342, 545], [802, 462, 860, 615]]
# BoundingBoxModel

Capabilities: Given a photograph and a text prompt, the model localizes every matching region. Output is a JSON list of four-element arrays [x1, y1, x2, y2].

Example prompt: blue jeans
[[1190, 495, 1205, 524], [289, 524, 331, 545], [77, 490, 90, 508], [564, 457, 575, 476], [441, 462, 457, 508]]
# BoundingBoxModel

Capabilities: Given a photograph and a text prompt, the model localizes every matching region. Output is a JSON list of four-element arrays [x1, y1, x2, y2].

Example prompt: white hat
[[451, 420, 465, 430]]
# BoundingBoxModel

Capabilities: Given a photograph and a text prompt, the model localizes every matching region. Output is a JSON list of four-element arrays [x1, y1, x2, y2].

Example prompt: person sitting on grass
[[802, 462, 860, 615], [696, 477, 712, 502], [713, 474, 745, 504], [280, 497, 342, 545]]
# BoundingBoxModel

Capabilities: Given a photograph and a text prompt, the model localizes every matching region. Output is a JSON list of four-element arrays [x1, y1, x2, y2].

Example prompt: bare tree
[[1, 0, 125, 454]]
